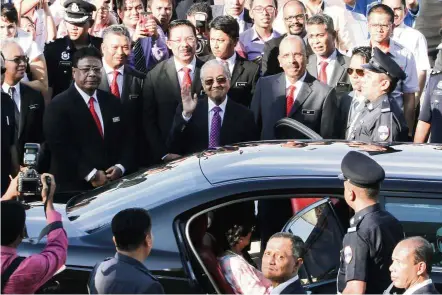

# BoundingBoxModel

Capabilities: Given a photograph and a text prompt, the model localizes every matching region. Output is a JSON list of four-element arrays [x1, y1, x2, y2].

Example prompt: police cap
[[338, 151, 385, 188], [361, 47, 406, 81], [64, 0, 96, 24]]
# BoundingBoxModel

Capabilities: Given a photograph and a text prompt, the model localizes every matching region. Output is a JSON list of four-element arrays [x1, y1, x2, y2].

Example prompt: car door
[[274, 118, 323, 140], [282, 198, 349, 294]]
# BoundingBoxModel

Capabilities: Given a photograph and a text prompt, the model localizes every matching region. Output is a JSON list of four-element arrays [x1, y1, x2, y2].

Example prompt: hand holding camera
[[40, 173, 56, 209]]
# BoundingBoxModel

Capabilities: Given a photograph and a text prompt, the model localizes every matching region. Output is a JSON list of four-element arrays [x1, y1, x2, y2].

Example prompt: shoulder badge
[[431, 70, 441, 75], [381, 98, 391, 113], [378, 125, 390, 141], [344, 246, 353, 264], [61, 51, 70, 60], [71, 3, 80, 12]]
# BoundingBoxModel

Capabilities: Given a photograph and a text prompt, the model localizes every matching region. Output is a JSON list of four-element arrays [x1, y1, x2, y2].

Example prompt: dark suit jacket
[[14, 83, 45, 164], [251, 72, 338, 140], [200, 54, 260, 107], [166, 98, 258, 155], [211, 5, 253, 31], [280, 278, 306, 294], [142, 57, 204, 163], [44, 85, 133, 194], [411, 282, 439, 294], [1, 92, 15, 194], [99, 66, 149, 168], [261, 34, 312, 77], [306, 51, 352, 99], [337, 92, 354, 139]]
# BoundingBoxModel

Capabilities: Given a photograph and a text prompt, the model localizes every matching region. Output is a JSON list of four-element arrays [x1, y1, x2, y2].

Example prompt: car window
[[385, 197, 442, 272]]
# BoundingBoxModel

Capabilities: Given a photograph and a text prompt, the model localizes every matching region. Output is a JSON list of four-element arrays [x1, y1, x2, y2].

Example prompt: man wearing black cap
[[337, 151, 404, 294], [44, 0, 103, 99], [346, 47, 409, 142]]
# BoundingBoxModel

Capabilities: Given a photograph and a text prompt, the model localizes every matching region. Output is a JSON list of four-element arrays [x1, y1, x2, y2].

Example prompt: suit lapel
[[72, 86, 105, 140], [220, 99, 235, 144], [231, 57, 245, 86], [120, 69, 132, 102], [165, 58, 181, 102], [98, 68, 110, 92], [289, 73, 313, 117], [18, 84, 30, 139], [273, 73, 287, 118], [191, 58, 204, 96], [96, 91, 110, 140], [329, 52, 346, 87], [307, 55, 318, 78], [195, 98, 209, 147]]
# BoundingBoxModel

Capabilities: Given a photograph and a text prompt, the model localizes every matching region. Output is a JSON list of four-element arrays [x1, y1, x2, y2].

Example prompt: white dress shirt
[[102, 59, 124, 95], [2, 82, 21, 111], [74, 83, 125, 180], [270, 275, 299, 294], [316, 50, 338, 86], [225, 8, 246, 33], [174, 56, 197, 87], [403, 279, 433, 295], [285, 71, 307, 103], [216, 52, 236, 74]]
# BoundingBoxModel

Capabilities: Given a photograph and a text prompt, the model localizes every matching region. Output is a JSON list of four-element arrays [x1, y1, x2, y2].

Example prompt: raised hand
[[181, 83, 198, 118]]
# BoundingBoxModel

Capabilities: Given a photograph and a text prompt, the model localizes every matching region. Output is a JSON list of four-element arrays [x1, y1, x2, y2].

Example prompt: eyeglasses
[[369, 23, 391, 30], [347, 68, 365, 76], [204, 76, 228, 86], [252, 5, 276, 13], [280, 52, 303, 59], [76, 67, 102, 74], [284, 14, 306, 22], [169, 36, 197, 44], [5, 56, 29, 65]]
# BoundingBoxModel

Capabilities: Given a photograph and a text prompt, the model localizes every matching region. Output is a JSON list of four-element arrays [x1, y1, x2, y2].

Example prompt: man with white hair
[[166, 59, 258, 155]]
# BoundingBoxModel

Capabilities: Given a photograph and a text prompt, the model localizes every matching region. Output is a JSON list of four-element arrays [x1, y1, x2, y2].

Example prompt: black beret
[[338, 151, 385, 188], [362, 47, 406, 81], [64, 0, 96, 24]]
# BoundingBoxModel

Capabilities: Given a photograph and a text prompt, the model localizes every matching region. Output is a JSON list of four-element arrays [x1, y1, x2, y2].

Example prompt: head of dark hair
[[209, 15, 239, 41], [1, 3, 18, 24], [1, 201, 26, 246], [168, 19, 197, 38], [368, 4, 395, 24], [269, 232, 306, 259], [351, 46, 372, 63], [112, 208, 152, 252], [187, 2, 213, 22], [250, 0, 278, 12], [381, 0, 406, 9], [72, 46, 102, 68], [404, 236, 433, 273], [306, 13, 335, 35], [225, 221, 254, 249], [364, 186, 380, 200], [384, 75, 398, 94]]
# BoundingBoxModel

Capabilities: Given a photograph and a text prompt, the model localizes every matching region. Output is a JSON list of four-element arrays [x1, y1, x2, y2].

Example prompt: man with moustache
[[239, 0, 280, 63], [211, 0, 253, 34], [44, 47, 133, 199], [261, 0, 311, 76], [44, 0, 103, 99], [98, 25, 148, 168], [166, 60, 258, 155], [148, 0, 173, 37], [142, 20, 204, 164]]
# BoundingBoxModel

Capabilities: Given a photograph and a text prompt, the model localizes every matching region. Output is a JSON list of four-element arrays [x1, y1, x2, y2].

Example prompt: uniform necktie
[[182, 67, 192, 87], [286, 85, 296, 116], [209, 106, 222, 148], [8, 86, 20, 139], [318, 60, 328, 84], [133, 39, 147, 74], [110, 70, 120, 98], [88, 97, 103, 138]]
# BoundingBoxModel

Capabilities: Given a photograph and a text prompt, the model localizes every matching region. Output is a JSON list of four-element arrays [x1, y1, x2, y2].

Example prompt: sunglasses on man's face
[[347, 68, 364, 77], [204, 76, 227, 86], [5, 56, 29, 65]]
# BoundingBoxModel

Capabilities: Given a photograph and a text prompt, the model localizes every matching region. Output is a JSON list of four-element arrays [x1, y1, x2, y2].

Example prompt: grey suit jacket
[[211, 5, 253, 32], [307, 51, 352, 98], [251, 72, 338, 140]]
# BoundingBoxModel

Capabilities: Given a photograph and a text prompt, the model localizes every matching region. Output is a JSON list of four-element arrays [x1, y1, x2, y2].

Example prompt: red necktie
[[110, 70, 120, 98], [286, 85, 296, 116], [89, 97, 103, 138], [182, 67, 192, 87], [318, 60, 328, 84]]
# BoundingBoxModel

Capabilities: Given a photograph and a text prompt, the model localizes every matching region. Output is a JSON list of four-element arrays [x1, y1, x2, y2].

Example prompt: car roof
[[199, 141, 442, 184]]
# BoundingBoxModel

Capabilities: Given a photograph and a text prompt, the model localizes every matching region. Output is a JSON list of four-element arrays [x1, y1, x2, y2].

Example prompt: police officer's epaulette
[[381, 97, 391, 113], [431, 70, 441, 75]]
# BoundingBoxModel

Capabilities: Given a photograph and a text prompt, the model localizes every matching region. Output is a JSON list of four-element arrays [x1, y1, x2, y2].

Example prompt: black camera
[[194, 12, 210, 57], [18, 143, 42, 196]]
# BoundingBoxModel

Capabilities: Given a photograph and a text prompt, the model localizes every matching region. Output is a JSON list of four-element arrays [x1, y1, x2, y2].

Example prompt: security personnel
[[414, 45, 442, 143], [346, 47, 409, 142], [44, 0, 102, 99], [337, 151, 404, 294]]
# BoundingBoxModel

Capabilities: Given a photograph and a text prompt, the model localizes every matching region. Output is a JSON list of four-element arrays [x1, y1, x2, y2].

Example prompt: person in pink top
[[1, 172, 68, 294]]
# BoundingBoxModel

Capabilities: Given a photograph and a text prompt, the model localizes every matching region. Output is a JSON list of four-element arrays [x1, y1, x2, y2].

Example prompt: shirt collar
[[271, 275, 299, 294], [217, 52, 237, 67], [251, 26, 279, 42], [316, 49, 337, 65], [115, 252, 147, 270], [226, 7, 245, 21], [350, 203, 381, 226], [174, 56, 197, 73], [74, 82, 98, 104], [1, 246, 17, 255], [2, 82, 20, 94], [285, 71, 307, 88], [404, 279, 433, 295], [102, 58, 124, 75], [366, 93, 387, 112], [208, 96, 228, 113]]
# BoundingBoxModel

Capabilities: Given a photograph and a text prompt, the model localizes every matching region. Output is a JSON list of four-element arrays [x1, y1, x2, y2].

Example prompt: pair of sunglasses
[[204, 77, 227, 86], [347, 68, 364, 77]]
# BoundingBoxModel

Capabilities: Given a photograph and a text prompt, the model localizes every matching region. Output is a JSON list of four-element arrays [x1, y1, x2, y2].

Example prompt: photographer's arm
[[1, 174, 19, 201]]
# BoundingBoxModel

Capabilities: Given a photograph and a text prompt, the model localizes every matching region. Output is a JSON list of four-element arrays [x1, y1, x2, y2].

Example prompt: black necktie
[[133, 39, 147, 74], [8, 86, 20, 139]]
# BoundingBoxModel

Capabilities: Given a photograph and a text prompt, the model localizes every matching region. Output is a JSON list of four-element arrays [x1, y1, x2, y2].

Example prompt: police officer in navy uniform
[[414, 43, 442, 144], [346, 47, 409, 142], [337, 151, 404, 294], [44, 0, 103, 99]]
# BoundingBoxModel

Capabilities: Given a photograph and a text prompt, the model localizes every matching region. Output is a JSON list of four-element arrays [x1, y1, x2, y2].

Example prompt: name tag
[[6, 116, 9, 126], [59, 61, 72, 67], [432, 90, 442, 96], [129, 94, 139, 100], [112, 117, 120, 123], [235, 82, 247, 87], [29, 104, 39, 110], [337, 82, 351, 90], [302, 109, 315, 115]]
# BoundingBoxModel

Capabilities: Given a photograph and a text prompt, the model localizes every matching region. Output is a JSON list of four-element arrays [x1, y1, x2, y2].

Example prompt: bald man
[[387, 237, 439, 294]]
